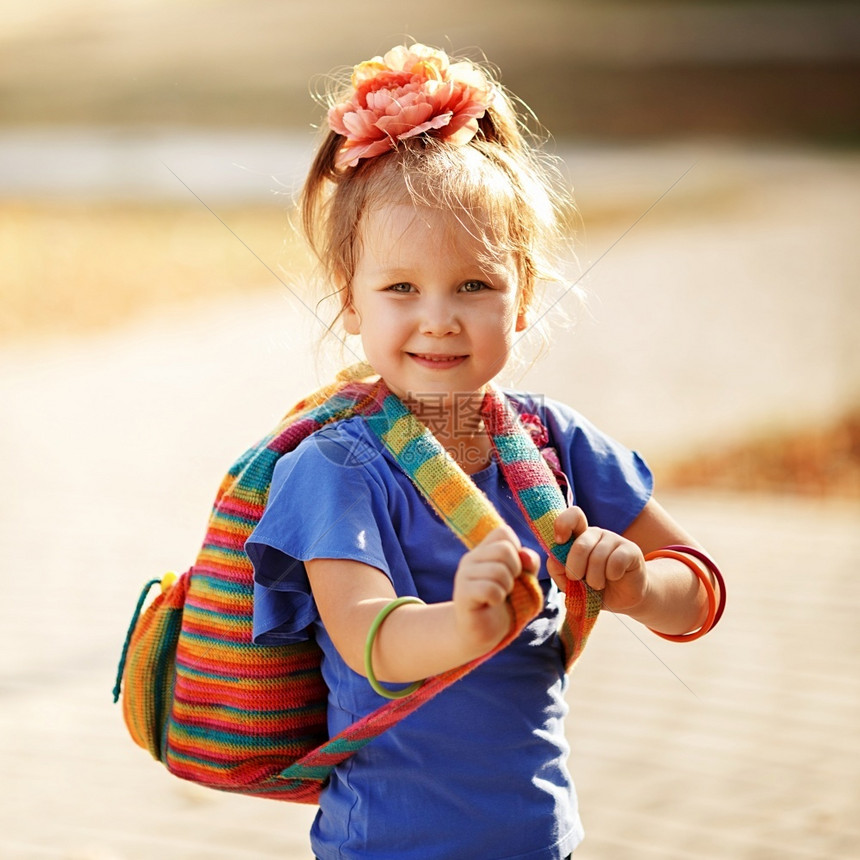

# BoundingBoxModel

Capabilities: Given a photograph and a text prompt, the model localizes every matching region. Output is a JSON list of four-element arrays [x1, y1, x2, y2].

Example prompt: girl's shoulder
[[503, 388, 653, 532], [501, 388, 594, 437], [269, 415, 392, 497], [302, 413, 376, 442], [501, 387, 648, 468]]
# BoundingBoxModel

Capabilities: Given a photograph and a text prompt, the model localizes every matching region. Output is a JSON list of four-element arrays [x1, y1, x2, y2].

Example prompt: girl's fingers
[[455, 528, 535, 615], [590, 533, 628, 591], [563, 526, 599, 581], [546, 558, 570, 593], [472, 528, 527, 574], [464, 561, 517, 605], [565, 530, 645, 591], [518, 547, 540, 576], [482, 525, 521, 549], [553, 506, 588, 544], [605, 543, 641, 582], [565, 528, 619, 590], [469, 578, 511, 607]]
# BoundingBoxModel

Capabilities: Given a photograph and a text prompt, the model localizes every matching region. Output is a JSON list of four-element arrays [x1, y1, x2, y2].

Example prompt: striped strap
[[480, 388, 602, 670]]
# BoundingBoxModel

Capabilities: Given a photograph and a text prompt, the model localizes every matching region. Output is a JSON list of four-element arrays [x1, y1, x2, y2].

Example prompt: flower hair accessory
[[327, 44, 495, 170]]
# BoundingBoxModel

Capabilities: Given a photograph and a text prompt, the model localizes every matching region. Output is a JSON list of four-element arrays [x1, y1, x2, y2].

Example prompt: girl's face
[[344, 202, 527, 412]]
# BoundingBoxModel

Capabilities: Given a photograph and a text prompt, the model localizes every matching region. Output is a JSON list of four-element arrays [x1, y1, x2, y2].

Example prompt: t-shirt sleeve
[[245, 424, 392, 645], [525, 394, 654, 535]]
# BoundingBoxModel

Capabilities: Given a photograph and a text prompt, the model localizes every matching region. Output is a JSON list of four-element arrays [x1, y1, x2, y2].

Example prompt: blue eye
[[461, 280, 488, 293]]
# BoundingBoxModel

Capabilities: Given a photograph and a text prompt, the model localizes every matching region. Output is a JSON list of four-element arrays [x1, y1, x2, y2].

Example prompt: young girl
[[246, 44, 722, 860]]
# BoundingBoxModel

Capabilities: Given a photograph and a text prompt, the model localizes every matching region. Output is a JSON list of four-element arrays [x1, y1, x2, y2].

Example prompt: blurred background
[[1, 1, 859, 858]]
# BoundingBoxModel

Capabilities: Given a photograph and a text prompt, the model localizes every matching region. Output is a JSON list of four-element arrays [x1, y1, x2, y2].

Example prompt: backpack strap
[[480, 387, 602, 670]]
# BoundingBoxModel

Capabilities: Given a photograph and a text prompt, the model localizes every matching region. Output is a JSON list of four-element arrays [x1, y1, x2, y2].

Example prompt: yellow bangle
[[364, 597, 426, 699]]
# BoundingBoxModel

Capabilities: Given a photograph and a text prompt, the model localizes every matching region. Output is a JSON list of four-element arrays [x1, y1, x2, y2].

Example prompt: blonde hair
[[299, 49, 573, 325]]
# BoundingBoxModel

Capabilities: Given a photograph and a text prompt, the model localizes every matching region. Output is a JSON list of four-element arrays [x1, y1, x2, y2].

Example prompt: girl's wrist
[[452, 593, 514, 661], [631, 548, 723, 640], [615, 565, 654, 621], [618, 556, 694, 629]]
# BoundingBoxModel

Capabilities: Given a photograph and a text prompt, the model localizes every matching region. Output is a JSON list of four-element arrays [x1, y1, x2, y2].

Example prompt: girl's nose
[[419, 299, 461, 336]]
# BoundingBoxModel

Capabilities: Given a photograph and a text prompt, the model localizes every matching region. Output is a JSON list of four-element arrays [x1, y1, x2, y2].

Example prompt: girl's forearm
[[306, 556, 514, 685], [358, 599, 494, 684], [621, 557, 711, 635]]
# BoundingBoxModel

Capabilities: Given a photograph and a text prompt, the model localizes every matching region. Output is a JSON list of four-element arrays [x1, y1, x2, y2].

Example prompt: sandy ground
[[1, 144, 859, 858]]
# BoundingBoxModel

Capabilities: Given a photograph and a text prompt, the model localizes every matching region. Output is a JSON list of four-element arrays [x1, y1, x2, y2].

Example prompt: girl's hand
[[546, 506, 648, 614], [452, 526, 540, 655]]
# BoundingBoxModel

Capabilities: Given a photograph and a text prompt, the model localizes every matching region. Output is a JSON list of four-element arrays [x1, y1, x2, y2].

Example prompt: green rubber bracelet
[[364, 596, 425, 699]]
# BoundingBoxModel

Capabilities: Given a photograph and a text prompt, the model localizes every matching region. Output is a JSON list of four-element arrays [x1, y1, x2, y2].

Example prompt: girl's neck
[[405, 390, 492, 475], [443, 430, 493, 475]]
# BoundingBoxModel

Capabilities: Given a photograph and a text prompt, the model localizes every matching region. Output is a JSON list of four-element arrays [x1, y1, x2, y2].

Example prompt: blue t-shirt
[[246, 392, 653, 860]]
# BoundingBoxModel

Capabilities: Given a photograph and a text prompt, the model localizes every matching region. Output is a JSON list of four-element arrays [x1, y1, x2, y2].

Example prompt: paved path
[[1, 144, 858, 857]]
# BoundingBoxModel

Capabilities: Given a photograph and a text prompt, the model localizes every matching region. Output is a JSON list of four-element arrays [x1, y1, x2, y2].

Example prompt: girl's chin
[[397, 386, 489, 408], [373, 369, 490, 406]]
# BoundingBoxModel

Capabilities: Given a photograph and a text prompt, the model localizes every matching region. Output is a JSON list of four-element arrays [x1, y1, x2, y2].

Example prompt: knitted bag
[[113, 371, 602, 804]]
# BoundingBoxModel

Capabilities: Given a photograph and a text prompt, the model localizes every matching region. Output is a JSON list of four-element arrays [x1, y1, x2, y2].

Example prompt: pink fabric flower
[[518, 412, 549, 449], [327, 44, 494, 169]]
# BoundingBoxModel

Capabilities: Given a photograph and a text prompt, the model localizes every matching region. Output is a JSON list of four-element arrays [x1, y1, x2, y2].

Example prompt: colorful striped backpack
[[112, 367, 601, 804]]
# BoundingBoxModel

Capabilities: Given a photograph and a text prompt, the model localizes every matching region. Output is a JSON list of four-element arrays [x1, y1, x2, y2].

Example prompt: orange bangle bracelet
[[644, 548, 718, 642], [664, 544, 726, 629]]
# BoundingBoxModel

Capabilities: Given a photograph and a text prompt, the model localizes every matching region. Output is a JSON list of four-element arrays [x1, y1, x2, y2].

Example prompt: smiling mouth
[[408, 353, 467, 367]]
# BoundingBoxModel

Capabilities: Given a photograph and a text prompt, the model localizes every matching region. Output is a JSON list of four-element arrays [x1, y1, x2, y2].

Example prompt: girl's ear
[[342, 295, 361, 335], [515, 304, 529, 332]]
